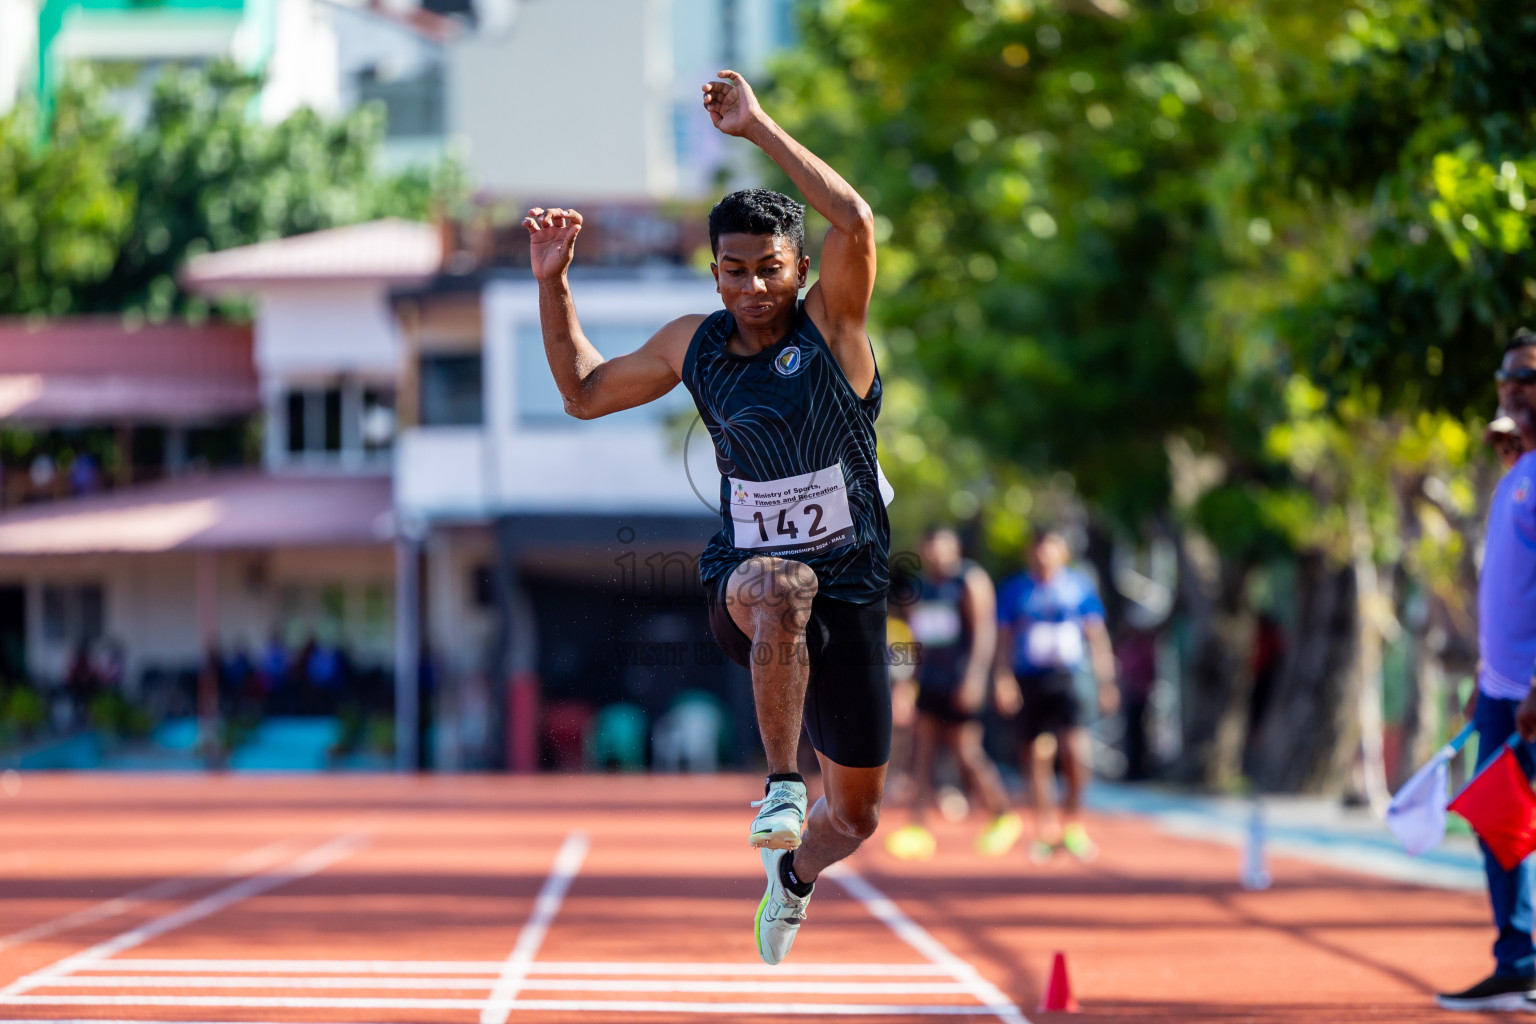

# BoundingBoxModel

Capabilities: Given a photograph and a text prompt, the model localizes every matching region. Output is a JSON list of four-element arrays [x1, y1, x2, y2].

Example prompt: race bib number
[[909, 602, 962, 646], [729, 463, 856, 556], [1025, 622, 1084, 668]]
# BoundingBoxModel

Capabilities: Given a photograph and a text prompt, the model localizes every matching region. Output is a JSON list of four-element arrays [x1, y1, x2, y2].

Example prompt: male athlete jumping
[[524, 70, 887, 966]]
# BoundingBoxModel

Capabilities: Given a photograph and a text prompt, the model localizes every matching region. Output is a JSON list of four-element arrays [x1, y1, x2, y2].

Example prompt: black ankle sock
[[779, 852, 814, 897], [767, 772, 805, 791]]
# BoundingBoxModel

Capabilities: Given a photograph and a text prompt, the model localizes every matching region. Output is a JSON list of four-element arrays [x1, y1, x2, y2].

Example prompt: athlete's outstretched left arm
[[703, 71, 877, 394]]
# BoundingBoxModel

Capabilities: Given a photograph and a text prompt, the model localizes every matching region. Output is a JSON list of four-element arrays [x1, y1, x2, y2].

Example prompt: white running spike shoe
[[749, 778, 807, 850], [754, 847, 812, 965]]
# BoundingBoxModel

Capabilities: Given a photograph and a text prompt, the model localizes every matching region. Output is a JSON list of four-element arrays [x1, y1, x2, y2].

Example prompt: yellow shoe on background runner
[[1062, 823, 1099, 863], [884, 823, 937, 860], [974, 812, 1024, 857]]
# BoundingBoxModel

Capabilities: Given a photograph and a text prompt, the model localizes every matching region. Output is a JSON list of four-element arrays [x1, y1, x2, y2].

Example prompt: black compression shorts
[[1016, 669, 1082, 742], [914, 682, 982, 725], [705, 571, 892, 768]]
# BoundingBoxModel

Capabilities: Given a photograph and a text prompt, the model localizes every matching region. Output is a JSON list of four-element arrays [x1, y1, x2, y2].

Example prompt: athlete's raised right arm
[[523, 207, 697, 420]]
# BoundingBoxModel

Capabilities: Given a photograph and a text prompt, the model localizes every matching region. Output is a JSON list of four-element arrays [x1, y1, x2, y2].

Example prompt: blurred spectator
[[307, 642, 346, 695], [995, 526, 1118, 864], [1244, 612, 1285, 776], [29, 454, 54, 490], [885, 612, 918, 804], [69, 452, 102, 495], [65, 641, 99, 710], [1438, 328, 1536, 1010], [1115, 624, 1158, 781], [258, 634, 290, 712], [885, 526, 1018, 861], [90, 637, 124, 691]]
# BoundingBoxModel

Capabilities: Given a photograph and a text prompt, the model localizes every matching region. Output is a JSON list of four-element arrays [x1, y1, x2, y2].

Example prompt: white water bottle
[[1241, 798, 1273, 891]]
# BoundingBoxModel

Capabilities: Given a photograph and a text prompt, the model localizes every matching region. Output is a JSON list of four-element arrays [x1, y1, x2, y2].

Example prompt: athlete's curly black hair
[[708, 188, 805, 259]]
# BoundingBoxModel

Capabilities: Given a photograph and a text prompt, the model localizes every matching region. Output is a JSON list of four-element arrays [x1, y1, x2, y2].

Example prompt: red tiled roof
[[0, 319, 257, 423], [181, 219, 443, 289], [0, 472, 394, 554]]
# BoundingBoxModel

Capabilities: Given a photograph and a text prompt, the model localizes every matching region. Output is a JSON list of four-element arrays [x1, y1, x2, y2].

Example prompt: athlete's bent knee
[[749, 559, 817, 635], [829, 800, 881, 841]]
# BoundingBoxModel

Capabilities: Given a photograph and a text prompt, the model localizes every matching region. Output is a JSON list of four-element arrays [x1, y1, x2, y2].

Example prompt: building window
[[285, 387, 343, 454], [420, 354, 484, 426], [357, 64, 446, 139], [42, 584, 103, 647], [280, 382, 395, 463]]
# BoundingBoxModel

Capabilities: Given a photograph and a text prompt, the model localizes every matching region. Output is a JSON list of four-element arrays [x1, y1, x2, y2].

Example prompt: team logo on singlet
[[1518, 478, 1531, 504], [772, 346, 804, 377]]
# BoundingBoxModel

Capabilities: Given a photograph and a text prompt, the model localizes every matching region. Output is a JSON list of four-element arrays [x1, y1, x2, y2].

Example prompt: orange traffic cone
[[1037, 950, 1079, 1012]]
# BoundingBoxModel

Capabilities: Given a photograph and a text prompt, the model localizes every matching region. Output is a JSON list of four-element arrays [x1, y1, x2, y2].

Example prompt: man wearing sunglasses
[[1439, 328, 1536, 1011]]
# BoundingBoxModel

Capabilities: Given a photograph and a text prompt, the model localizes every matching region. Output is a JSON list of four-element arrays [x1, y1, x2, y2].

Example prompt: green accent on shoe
[[754, 887, 770, 959], [1061, 823, 1097, 861], [975, 812, 1024, 857]]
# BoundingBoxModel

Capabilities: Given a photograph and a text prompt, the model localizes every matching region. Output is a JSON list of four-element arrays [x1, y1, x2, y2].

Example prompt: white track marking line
[[83, 959, 950, 976], [0, 839, 300, 953], [828, 865, 1029, 1024], [0, 995, 997, 1015], [36, 975, 968, 995], [0, 833, 368, 1003], [479, 829, 589, 1024]]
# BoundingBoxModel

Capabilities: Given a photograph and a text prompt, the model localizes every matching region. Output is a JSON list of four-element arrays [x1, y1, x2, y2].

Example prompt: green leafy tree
[[0, 62, 460, 321], [78, 62, 457, 320], [769, 0, 1536, 792], [767, 0, 1310, 785], [0, 77, 131, 315]]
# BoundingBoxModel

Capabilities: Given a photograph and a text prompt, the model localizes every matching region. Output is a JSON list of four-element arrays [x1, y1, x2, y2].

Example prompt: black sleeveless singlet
[[682, 302, 890, 604], [911, 561, 978, 694]]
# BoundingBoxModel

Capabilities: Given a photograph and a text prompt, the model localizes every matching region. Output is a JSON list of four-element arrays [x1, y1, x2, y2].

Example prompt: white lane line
[[529, 962, 951, 977], [0, 833, 369, 1003], [83, 959, 950, 977], [91, 959, 506, 974], [479, 829, 589, 1024], [37, 975, 968, 995], [0, 995, 997, 1015], [828, 865, 1029, 1024], [0, 839, 300, 953]]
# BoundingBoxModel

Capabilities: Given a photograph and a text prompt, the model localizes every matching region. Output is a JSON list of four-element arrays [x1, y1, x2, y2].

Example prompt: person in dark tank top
[[884, 526, 1021, 861], [523, 69, 890, 967]]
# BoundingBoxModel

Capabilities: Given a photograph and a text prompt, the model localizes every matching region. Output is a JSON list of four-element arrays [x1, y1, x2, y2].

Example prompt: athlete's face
[[921, 530, 961, 577], [1498, 345, 1536, 443], [711, 233, 809, 331], [1029, 534, 1069, 580]]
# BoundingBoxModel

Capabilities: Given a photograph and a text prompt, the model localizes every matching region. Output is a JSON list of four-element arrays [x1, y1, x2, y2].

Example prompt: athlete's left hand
[[703, 70, 768, 138]]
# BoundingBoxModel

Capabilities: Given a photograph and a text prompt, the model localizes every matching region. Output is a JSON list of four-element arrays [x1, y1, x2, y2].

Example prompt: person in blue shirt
[[994, 527, 1118, 863], [1439, 330, 1536, 1011]]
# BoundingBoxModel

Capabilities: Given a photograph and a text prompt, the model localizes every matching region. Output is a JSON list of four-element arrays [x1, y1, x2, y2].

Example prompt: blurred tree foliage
[[771, 0, 1536, 790], [0, 62, 459, 320]]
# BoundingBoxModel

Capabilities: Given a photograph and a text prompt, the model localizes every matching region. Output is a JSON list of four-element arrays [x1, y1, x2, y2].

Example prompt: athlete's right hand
[[523, 207, 583, 282]]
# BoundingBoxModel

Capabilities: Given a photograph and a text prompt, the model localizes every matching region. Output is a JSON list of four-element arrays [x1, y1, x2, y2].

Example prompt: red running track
[[0, 774, 1497, 1023]]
